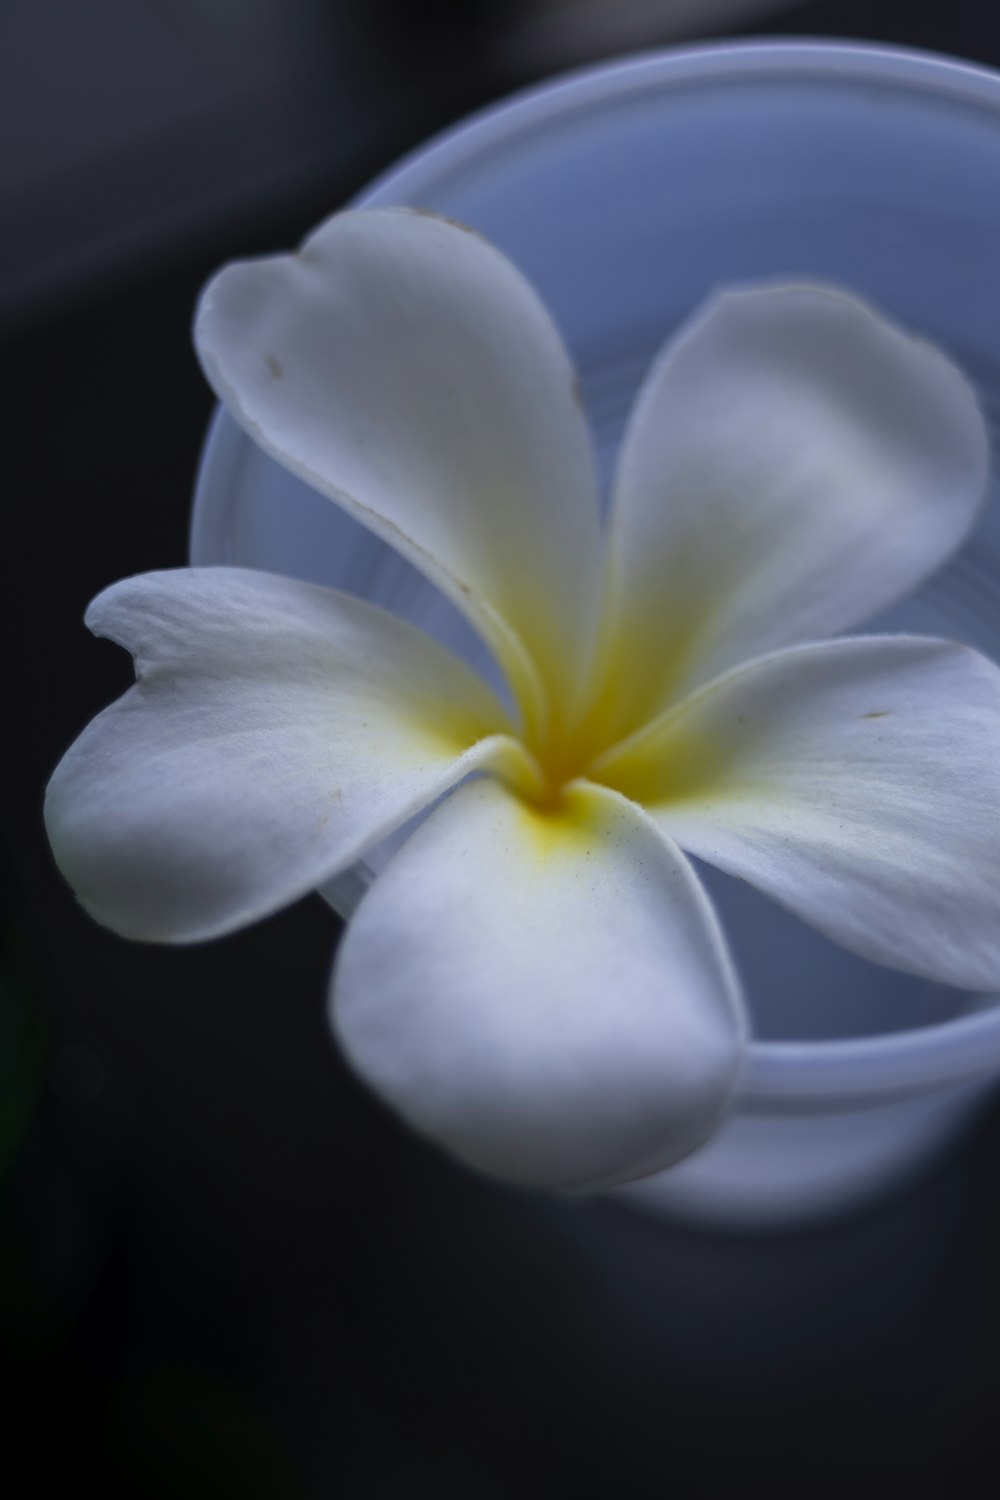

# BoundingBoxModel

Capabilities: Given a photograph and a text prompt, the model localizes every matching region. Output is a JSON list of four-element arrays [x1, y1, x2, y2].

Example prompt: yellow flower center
[[498, 654, 722, 818]]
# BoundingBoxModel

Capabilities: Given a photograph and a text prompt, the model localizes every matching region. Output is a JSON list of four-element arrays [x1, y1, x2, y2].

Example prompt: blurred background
[[7, 3, 1000, 1496]]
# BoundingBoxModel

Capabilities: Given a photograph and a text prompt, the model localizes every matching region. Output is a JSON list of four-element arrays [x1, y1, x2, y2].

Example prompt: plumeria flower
[[45, 208, 1000, 1193]]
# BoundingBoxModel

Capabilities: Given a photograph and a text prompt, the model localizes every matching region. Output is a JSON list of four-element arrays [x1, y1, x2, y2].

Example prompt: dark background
[[7, 3, 1000, 1495]]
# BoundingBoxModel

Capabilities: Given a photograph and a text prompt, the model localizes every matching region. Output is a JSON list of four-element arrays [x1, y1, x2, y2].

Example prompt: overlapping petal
[[44, 568, 535, 944], [596, 637, 1000, 990], [331, 777, 745, 1191], [194, 207, 603, 735], [594, 285, 988, 740]]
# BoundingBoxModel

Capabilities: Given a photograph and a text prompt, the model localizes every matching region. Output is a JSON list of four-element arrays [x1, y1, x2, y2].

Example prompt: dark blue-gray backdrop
[[5, 3, 999, 1495]]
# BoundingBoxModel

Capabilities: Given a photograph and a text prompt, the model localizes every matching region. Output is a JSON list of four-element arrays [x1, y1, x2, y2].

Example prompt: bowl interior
[[192, 43, 1000, 1060]]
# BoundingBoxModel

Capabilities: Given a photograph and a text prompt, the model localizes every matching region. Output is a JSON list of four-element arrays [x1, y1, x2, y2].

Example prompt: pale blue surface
[[193, 43, 1000, 1226]]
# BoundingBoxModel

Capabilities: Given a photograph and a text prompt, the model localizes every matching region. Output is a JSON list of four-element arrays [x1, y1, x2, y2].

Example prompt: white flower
[[45, 208, 1000, 1193]]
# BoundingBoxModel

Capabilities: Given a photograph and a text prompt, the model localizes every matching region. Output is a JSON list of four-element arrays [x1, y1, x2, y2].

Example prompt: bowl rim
[[357, 35, 1000, 212], [193, 37, 1000, 1106]]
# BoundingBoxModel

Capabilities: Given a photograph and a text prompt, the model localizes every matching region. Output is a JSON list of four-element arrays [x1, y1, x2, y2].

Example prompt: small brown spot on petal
[[861, 710, 891, 719], [265, 354, 283, 379]]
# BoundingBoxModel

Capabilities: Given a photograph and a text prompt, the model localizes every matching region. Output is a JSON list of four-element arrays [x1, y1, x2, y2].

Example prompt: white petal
[[596, 284, 988, 737], [194, 207, 602, 733], [596, 637, 1000, 990], [331, 777, 745, 1192], [45, 568, 532, 944]]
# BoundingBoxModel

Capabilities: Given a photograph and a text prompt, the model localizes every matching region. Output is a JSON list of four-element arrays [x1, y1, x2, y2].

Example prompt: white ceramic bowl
[[192, 41, 1000, 1230]]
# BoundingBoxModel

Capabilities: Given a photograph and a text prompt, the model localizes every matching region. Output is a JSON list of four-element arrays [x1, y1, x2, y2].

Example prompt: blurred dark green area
[[6, 2, 1000, 1496]]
